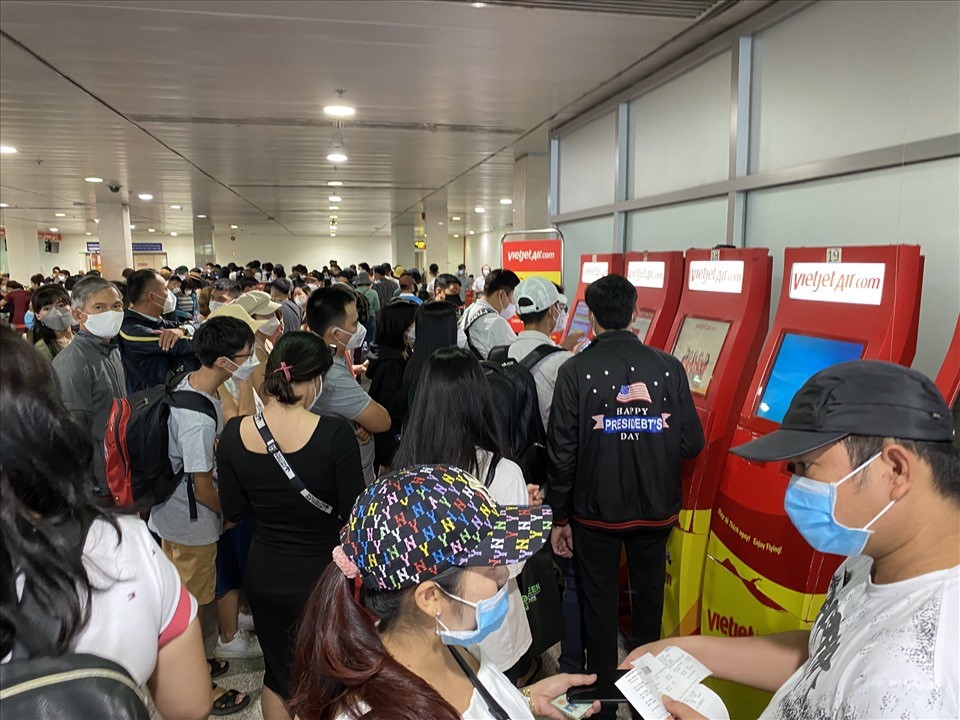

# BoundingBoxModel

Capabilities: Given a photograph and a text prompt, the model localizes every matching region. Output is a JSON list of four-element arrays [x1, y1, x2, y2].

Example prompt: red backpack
[[103, 372, 216, 514]]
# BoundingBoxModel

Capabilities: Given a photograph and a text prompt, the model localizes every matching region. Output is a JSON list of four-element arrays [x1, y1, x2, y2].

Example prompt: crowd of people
[[0, 255, 957, 720]]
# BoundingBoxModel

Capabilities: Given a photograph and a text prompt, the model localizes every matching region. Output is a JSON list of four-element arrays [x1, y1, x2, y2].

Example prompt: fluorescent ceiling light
[[451, 216, 461, 221], [0, 203, 8, 208], [472, 2, 487, 7], [438, 221, 444, 226], [328, 195, 342, 203], [138, 193, 153, 201], [54, 212, 66, 217], [469, 230, 476, 235], [197, 214, 207, 219], [148, 228, 156, 233], [85, 177, 103, 183], [327, 150, 348, 163], [327, 180, 343, 187], [453, 233, 459, 238], [170, 204, 182, 210], [323, 105, 356, 118], [129, 225, 136, 229], [474, 207, 485, 214], [230, 224, 238, 229], [330, 233, 337, 237], [94, 218, 99, 223], [0, 146, 17, 154], [170, 232, 178, 236], [85, 232, 92, 236], [500, 198, 512, 205], [49, 227, 58, 232]]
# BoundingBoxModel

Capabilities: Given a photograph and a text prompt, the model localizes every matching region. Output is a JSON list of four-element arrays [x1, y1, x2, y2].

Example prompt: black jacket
[[366, 345, 408, 467], [117, 309, 198, 394], [547, 330, 704, 529]]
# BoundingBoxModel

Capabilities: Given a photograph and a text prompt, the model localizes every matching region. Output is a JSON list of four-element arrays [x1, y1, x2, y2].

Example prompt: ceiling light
[[327, 180, 343, 187], [230, 224, 238, 229], [0, 146, 17, 154], [329, 205, 339, 211], [85, 177, 103, 183], [148, 228, 156, 233], [329, 195, 342, 203], [323, 105, 356, 118], [197, 214, 207, 219], [170, 232, 178, 236], [327, 148, 348, 163], [49, 227, 58, 232], [130, 224, 136, 229], [469, 230, 476, 235], [500, 198, 513, 205], [453, 233, 460, 238], [451, 216, 461, 221], [330, 232, 336, 237], [438, 221, 444, 226], [474, 207, 485, 214], [170, 204, 182, 210], [94, 218, 99, 223], [0, 203, 8, 208], [85, 232, 92, 236], [472, 2, 487, 7], [329, 215, 338, 220], [55, 212, 66, 217], [138, 193, 153, 201]]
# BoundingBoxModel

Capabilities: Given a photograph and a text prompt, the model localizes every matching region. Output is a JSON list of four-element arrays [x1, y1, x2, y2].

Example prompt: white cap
[[515, 276, 567, 315]]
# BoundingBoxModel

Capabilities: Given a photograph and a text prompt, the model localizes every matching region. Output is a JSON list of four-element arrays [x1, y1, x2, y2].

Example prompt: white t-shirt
[[508, 330, 574, 431], [5, 516, 198, 686], [334, 647, 534, 720], [474, 450, 532, 671], [461, 299, 517, 360], [761, 556, 959, 720]]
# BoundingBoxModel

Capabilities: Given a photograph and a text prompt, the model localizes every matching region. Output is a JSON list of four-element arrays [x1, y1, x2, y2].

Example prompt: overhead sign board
[[502, 238, 563, 285]]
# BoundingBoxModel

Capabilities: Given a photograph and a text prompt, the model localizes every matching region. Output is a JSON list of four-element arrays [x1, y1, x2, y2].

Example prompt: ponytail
[[289, 563, 461, 720], [263, 332, 333, 405]]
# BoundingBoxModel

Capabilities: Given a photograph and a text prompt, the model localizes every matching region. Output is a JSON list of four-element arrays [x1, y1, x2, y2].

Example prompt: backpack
[[0, 517, 151, 720], [463, 306, 497, 360], [104, 372, 217, 518], [480, 344, 564, 488]]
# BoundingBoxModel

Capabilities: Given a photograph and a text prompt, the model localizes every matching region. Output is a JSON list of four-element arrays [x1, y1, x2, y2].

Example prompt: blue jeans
[[555, 553, 585, 673]]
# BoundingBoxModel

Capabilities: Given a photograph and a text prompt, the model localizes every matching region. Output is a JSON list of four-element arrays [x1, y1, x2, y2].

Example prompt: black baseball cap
[[732, 360, 954, 462]]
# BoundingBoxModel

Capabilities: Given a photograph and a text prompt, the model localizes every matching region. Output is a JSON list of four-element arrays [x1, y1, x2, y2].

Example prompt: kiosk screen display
[[673, 317, 731, 396], [632, 309, 655, 341], [568, 300, 592, 338], [756, 334, 864, 423]]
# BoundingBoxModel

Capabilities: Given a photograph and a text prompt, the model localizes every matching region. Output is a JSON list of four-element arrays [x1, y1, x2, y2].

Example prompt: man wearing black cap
[[622, 360, 959, 720]]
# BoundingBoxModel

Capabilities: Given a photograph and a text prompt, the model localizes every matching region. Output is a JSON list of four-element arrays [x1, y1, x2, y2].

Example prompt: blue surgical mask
[[784, 452, 893, 557], [436, 583, 509, 647], [24, 310, 35, 330]]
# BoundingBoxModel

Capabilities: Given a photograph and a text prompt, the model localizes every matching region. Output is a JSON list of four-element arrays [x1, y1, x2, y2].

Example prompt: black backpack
[[481, 344, 564, 487], [0, 518, 151, 720], [104, 372, 217, 518]]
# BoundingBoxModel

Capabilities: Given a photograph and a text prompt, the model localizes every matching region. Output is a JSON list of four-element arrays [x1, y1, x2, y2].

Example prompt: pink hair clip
[[332, 545, 360, 580], [273, 361, 293, 382]]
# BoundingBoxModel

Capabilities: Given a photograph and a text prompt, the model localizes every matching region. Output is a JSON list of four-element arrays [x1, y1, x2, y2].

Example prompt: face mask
[[457, 269, 465, 277], [553, 306, 568, 334], [258, 316, 281, 336], [307, 378, 323, 412], [436, 583, 509, 647], [336, 323, 367, 351], [208, 300, 226, 313], [57, 274, 66, 283], [83, 309, 124, 339], [784, 452, 892, 557], [306, 283, 320, 292], [296, 295, 307, 308], [164, 290, 177, 314], [41, 307, 73, 332], [24, 310, 36, 330], [499, 301, 516, 320], [225, 353, 260, 381], [255, 271, 263, 282]]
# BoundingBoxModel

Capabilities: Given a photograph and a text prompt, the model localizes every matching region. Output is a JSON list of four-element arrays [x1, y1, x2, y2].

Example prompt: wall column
[[513, 153, 550, 231], [2, 220, 45, 281], [95, 199, 133, 280], [391, 224, 416, 272], [193, 217, 215, 267]]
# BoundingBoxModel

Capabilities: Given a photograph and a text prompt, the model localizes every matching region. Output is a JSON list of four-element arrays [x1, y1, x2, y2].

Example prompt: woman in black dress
[[217, 331, 365, 720]]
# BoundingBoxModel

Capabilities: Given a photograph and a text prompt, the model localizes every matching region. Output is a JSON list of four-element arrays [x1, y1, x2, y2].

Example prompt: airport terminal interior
[[0, 1, 958, 720]]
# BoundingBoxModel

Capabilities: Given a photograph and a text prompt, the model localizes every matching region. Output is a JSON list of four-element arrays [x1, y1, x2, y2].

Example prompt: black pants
[[572, 522, 672, 673]]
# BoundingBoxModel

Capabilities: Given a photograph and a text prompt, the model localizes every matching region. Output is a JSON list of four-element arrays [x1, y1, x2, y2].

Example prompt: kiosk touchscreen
[[653, 248, 772, 641], [624, 251, 684, 349], [935, 314, 960, 409], [560, 253, 625, 344], [700, 244, 924, 719]]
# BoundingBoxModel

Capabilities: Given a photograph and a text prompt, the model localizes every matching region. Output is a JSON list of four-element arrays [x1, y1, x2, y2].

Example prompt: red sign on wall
[[37, 231, 63, 243], [501, 238, 563, 285]]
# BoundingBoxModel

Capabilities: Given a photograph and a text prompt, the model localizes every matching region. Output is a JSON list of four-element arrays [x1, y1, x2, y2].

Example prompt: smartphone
[[565, 669, 629, 704]]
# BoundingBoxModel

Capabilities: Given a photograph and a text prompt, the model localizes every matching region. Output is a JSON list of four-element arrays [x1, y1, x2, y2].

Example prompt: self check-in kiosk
[[658, 248, 773, 638], [561, 253, 625, 344], [935, 314, 960, 410], [624, 251, 684, 349], [700, 244, 924, 719]]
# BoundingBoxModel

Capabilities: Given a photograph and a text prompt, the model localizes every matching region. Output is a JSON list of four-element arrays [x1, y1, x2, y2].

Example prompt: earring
[[434, 610, 441, 637]]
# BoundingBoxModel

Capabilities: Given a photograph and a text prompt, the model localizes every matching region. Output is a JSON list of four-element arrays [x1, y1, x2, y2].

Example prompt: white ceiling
[[0, 0, 759, 247]]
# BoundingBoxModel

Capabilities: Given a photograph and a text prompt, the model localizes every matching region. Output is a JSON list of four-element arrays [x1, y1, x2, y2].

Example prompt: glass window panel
[[558, 113, 616, 213], [626, 197, 727, 252], [557, 215, 616, 290]]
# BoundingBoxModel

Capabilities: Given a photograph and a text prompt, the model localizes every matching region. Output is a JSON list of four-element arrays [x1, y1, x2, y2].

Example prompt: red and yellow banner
[[501, 238, 562, 286]]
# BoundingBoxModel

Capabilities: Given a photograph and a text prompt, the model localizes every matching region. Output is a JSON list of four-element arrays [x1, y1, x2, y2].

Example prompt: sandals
[[208, 658, 230, 679], [211, 686, 251, 716]]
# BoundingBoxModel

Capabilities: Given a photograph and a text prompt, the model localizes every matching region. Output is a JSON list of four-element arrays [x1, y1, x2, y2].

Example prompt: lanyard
[[446, 646, 511, 720], [252, 413, 333, 514]]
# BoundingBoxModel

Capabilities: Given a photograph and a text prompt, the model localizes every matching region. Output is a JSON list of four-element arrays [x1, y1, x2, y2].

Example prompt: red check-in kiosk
[[701, 244, 924, 719], [935, 315, 960, 409], [561, 253, 625, 344], [624, 251, 684, 349], [657, 248, 773, 639]]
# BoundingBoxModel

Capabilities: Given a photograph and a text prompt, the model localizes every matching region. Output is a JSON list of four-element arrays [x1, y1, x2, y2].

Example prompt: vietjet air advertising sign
[[788, 262, 885, 306], [687, 260, 744, 294], [501, 238, 563, 285], [627, 260, 666, 289]]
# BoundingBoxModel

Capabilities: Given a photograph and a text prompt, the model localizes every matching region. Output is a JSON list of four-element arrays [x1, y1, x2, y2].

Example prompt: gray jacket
[[52, 331, 127, 494]]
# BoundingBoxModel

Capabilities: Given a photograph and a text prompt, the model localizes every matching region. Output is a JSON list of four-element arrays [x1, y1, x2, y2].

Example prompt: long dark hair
[[30, 285, 72, 358], [263, 331, 334, 404], [401, 301, 457, 403], [393, 347, 504, 476], [0, 325, 118, 658], [289, 563, 465, 720], [375, 301, 418, 352]]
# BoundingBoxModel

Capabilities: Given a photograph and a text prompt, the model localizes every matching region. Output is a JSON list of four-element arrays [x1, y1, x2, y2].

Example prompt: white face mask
[[208, 300, 227, 313], [306, 283, 320, 292], [336, 323, 367, 351], [553, 305, 567, 333], [307, 378, 323, 412], [499, 298, 516, 320], [295, 295, 307, 308], [83, 309, 124, 339], [163, 290, 177, 315], [258, 316, 281, 336], [226, 353, 260, 381]]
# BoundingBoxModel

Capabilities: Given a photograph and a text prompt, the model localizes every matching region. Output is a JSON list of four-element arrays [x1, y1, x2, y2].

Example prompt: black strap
[[463, 306, 497, 359], [484, 452, 502, 488], [518, 343, 564, 372], [184, 473, 198, 522], [167, 383, 217, 523], [447, 646, 511, 720], [252, 414, 333, 514]]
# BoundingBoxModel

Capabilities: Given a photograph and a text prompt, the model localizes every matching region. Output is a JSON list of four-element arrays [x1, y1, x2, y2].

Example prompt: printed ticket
[[616, 646, 729, 720]]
